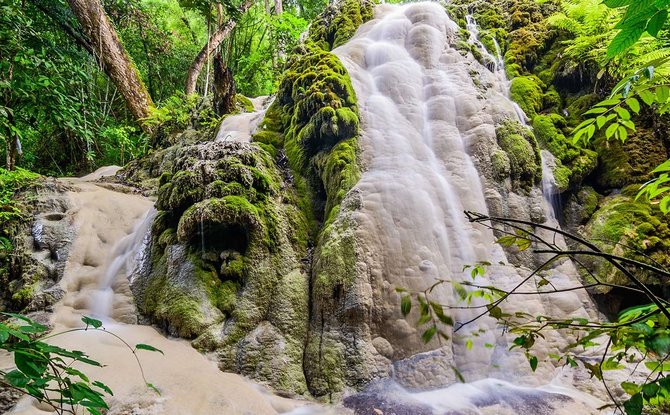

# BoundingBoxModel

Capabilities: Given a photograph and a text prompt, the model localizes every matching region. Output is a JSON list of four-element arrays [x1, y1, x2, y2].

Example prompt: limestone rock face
[[130, 138, 311, 395], [1, 179, 73, 317], [300, 1, 596, 399]]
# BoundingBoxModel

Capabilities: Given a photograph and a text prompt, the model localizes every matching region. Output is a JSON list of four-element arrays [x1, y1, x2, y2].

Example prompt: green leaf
[[639, 89, 655, 105], [487, 305, 503, 319], [466, 338, 473, 350], [623, 393, 643, 415], [453, 282, 468, 300], [452, 366, 465, 383], [81, 316, 103, 329], [607, 25, 645, 58], [584, 107, 607, 115], [146, 382, 161, 395], [652, 159, 670, 173], [642, 382, 660, 399], [656, 85, 670, 103], [497, 235, 517, 247], [606, 122, 619, 139], [92, 381, 113, 396], [5, 370, 30, 388], [647, 9, 668, 37], [529, 355, 538, 372], [421, 326, 437, 344], [400, 295, 411, 317], [621, 381, 642, 395], [625, 97, 641, 114], [135, 344, 164, 355], [617, 125, 629, 141], [596, 115, 609, 128], [614, 106, 631, 121]]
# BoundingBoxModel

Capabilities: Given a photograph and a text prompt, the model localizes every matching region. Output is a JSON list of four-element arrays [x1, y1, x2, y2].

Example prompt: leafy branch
[[398, 211, 670, 415], [0, 314, 163, 415]]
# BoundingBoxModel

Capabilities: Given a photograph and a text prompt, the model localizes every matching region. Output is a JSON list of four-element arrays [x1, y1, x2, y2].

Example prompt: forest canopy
[[0, 0, 323, 175]]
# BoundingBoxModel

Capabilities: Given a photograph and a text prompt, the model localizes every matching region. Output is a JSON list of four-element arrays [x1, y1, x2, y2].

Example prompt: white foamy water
[[466, 14, 504, 73], [332, 1, 600, 408], [89, 209, 155, 320], [215, 95, 271, 142]]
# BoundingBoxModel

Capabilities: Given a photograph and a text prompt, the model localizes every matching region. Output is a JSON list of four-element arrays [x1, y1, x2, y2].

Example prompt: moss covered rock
[[308, 0, 374, 51], [132, 138, 311, 395], [510, 76, 544, 118], [495, 120, 542, 191], [581, 189, 670, 291], [594, 127, 668, 190]]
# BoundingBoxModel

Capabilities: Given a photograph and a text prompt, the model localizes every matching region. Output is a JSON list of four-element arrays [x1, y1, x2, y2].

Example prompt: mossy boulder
[[495, 120, 542, 191], [132, 139, 311, 395], [510, 76, 544, 118], [581, 189, 670, 291], [594, 127, 668, 190]]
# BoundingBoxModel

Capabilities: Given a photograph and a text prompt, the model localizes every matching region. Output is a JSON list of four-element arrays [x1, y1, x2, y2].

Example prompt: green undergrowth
[[0, 168, 40, 276]]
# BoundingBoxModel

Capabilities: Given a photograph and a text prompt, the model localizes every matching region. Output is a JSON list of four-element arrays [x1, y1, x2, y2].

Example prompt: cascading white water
[[541, 150, 560, 219], [465, 14, 504, 73], [89, 209, 155, 320], [333, 2, 601, 411], [215, 96, 270, 142]]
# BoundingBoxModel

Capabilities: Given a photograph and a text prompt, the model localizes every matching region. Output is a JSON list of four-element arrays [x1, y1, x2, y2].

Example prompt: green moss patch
[[495, 120, 542, 191], [583, 191, 670, 291]]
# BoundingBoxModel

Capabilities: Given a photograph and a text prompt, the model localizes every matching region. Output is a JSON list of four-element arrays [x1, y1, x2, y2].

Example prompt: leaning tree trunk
[[67, 0, 154, 132], [184, 0, 253, 95], [213, 53, 236, 116]]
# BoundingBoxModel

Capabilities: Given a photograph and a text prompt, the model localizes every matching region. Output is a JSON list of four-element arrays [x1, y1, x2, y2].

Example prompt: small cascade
[[465, 14, 504, 73], [541, 150, 561, 220], [215, 96, 271, 142], [88, 209, 155, 320], [464, 16, 558, 220]]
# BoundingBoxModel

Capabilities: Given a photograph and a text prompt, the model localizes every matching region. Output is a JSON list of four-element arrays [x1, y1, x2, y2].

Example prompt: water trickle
[[89, 209, 155, 320], [215, 96, 271, 143], [465, 14, 504, 73], [541, 150, 561, 220]]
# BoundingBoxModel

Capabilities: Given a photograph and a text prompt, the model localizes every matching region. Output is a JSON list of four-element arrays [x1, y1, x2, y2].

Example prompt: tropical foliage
[[0, 314, 162, 415]]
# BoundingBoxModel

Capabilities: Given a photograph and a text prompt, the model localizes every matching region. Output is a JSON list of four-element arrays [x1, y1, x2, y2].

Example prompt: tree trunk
[[275, 0, 283, 15], [184, 0, 253, 96], [213, 53, 236, 116], [67, 0, 154, 132], [5, 113, 17, 171]]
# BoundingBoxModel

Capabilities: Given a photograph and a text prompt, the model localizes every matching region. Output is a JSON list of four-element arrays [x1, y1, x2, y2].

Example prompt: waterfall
[[331, 2, 600, 409], [465, 14, 504, 73], [88, 209, 155, 320]]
